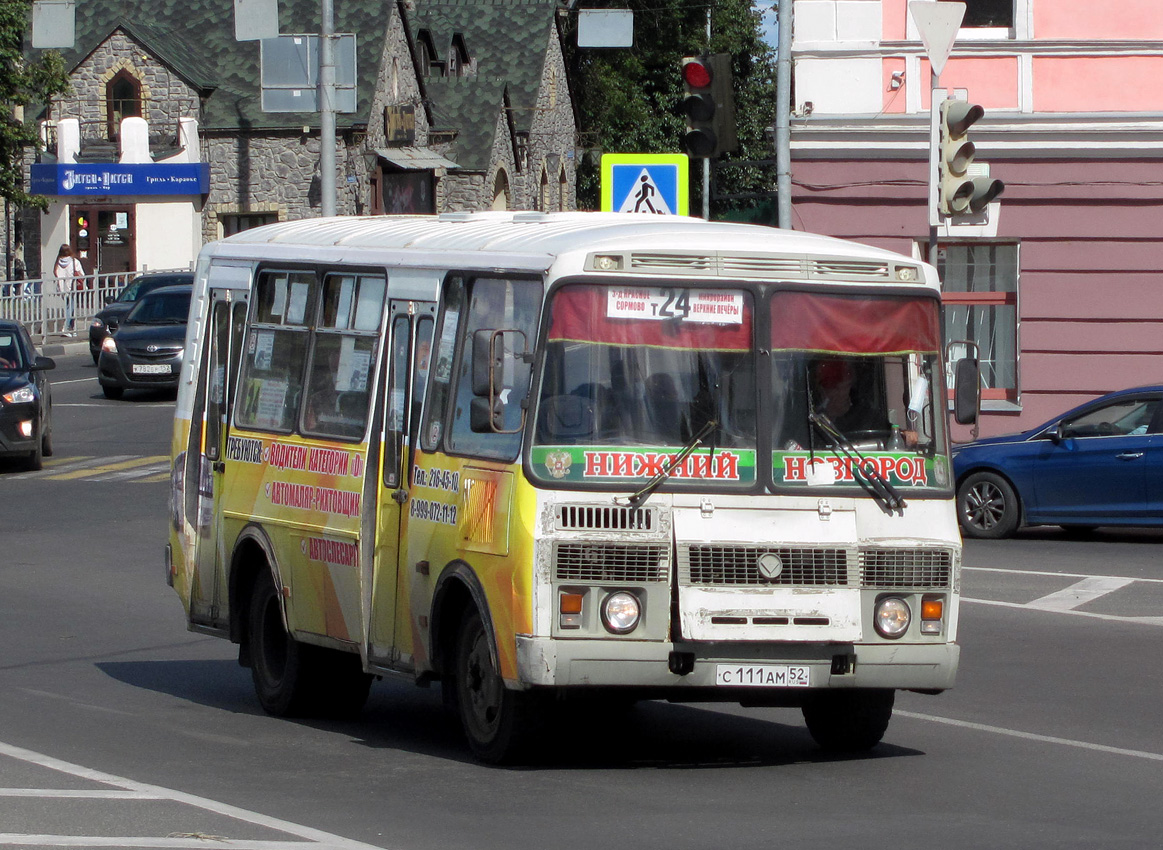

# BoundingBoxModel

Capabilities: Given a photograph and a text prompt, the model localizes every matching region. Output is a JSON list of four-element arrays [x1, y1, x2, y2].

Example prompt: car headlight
[[601, 591, 641, 635], [2, 385, 35, 404], [101, 337, 117, 353], [874, 597, 911, 639]]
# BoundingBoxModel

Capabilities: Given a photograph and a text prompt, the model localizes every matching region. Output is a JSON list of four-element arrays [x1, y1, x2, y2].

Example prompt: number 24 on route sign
[[601, 153, 689, 216]]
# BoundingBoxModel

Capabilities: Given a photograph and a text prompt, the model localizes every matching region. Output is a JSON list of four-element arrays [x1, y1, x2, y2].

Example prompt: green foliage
[[565, 0, 778, 217], [1, 0, 70, 209]]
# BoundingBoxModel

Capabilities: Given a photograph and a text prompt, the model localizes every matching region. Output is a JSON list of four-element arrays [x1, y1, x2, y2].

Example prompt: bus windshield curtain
[[547, 284, 752, 352], [770, 291, 940, 355]]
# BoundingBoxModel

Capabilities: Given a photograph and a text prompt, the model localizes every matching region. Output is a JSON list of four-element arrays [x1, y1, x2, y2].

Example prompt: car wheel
[[41, 427, 53, 458], [802, 689, 894, 752], [102, 384, 124, 400], [90, 349, 99, 365], [958, 471, 1020, 539], [454, 610, 541, 764]]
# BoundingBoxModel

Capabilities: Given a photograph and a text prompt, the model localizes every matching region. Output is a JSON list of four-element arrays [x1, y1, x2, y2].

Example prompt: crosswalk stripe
[[89, 462, 171, 482], [45, 455, 168, 481]]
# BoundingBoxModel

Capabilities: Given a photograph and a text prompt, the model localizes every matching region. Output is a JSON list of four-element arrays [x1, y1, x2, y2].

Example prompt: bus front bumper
[[515, 636, 959, 692]]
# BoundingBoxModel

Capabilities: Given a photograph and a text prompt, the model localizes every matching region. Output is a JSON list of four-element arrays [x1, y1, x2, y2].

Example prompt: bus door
[[188, 288, 248, 626], [368, 300, 435, 666]]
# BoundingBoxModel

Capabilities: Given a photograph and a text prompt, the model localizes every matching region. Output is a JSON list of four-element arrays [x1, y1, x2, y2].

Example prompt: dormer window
[[418, 31, 440, 77], [449, 34, 469, 78], [107, 70, 142, 139]]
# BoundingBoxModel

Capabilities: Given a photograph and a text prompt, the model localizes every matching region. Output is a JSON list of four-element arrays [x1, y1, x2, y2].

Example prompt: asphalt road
[[1, 351, 1161, 850]]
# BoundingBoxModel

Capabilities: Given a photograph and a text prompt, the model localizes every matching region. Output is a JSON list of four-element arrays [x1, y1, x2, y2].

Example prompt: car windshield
[[0, 332, 25, 370], [125, 290, 191, 324], [531, 283, 757, 488], [768, 290, 951, 491], [117, 275, 189, 303]]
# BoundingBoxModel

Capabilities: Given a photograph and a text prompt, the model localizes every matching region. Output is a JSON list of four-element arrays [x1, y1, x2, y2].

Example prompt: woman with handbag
[[53, 243, 84, 335]]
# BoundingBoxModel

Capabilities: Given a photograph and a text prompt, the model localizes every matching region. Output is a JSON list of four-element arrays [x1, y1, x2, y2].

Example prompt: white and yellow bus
[[168, 212, 975, 762]]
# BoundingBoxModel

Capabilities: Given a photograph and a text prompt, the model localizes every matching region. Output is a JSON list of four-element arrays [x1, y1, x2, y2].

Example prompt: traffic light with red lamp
[[680, 54, 737, 158], [938, 97, 1004, 218]]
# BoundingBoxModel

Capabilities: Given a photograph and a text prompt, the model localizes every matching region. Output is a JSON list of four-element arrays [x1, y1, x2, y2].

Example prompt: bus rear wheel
[[454, 611, 540, 764], [248, 572, 372, 719], [802, 689, 894, 752], [248, 571, 317, 717]]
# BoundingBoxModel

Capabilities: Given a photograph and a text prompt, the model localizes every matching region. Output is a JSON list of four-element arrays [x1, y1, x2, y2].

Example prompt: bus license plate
[[132, 364, 171, 374], [716, 664, 810, 687]]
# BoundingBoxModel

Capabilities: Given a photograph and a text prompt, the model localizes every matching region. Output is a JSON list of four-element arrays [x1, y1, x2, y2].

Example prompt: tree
[[565, 0, 778, 218], [1, 0, 69, 209]]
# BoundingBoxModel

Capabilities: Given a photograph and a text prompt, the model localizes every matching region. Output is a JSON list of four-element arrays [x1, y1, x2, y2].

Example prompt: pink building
[[790, 0, 1163, 435]]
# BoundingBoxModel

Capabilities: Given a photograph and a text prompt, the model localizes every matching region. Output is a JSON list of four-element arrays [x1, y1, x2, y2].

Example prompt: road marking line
[[5, 456, 124, 480], [50, 378, 99, 385], [1025, 576, 1134, 612], [961, 596, 1163, 627], [0, 740, 390, 850], [965, 565, 1163, 586], [896, 710, 1163, 762], [139, 472, 171, 483], [47, 455, 168, 480], [0, 789, 162, 799], [0, 837, 338, 848]]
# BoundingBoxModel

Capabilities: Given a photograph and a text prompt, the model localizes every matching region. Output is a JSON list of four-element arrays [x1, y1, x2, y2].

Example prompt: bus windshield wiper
[[808, 411, 906, 515], [618, 418, 718, 509]]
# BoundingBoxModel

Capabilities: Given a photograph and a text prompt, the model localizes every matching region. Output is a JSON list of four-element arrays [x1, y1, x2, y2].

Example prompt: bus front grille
[[860, 548, 954, 588], [554, 542, 669, 583], [681, 545, 852, 586], [556, 505, 654, 532]]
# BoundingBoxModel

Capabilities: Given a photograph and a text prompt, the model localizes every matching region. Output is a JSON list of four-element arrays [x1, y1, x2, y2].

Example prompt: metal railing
[[0, 268, 191, 341]]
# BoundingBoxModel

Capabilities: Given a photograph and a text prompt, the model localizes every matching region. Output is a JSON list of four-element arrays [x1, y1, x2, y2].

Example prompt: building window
[[449, 35, 469, 77], [221, 212, 279, 237], [938, 242, 1019, 404], [106, 70, 142, 139], [949, 0, 1013, 28], [514, 133, 529, 173]]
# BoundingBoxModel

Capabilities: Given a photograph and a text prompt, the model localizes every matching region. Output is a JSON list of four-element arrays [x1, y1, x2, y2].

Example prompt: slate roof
[[410, 0, 557, 137], [36, 0, 392, 131], [423, 76, 508, 171]]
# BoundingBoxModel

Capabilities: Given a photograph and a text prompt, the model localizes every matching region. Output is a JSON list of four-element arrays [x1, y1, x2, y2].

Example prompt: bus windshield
[[531, 283, 757, 488], [768, 290, 950, 491]]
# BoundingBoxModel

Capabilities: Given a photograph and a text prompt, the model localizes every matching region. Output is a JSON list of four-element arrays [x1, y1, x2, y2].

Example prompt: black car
[[0, 319, 55, 470], [88, 271, 194, 363], [97, 284, 192, 400]]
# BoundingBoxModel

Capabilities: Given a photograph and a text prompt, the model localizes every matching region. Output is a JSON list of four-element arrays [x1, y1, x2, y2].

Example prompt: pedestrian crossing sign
[[600, 153, 689, 216]]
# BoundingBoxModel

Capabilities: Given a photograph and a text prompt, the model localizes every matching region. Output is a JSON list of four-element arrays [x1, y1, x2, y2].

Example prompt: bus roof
[[206, 212, 937, 289]]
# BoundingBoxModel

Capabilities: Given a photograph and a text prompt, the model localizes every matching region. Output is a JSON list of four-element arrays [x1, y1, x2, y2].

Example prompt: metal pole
[[703, 8, 711, 220], [928, 68, 939, 266], [775, 0, 792, 228], [319, 0, 337, 217]]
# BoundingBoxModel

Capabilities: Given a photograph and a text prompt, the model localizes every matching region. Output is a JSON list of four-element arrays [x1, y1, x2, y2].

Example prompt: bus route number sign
[[607, 287, 744, 325]]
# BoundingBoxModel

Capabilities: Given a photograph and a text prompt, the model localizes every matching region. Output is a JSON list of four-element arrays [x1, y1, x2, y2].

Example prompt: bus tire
[[454, 610, 539, 764], [314, 648, 373, 720], [248, 571, 317, 717], [802, 689, 894, 752]]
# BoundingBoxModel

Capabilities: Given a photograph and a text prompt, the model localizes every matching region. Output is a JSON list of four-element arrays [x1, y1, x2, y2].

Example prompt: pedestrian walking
[[53, 243, 84, 335]]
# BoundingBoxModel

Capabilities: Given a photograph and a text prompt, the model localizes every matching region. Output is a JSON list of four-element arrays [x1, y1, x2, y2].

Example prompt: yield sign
[[909, 1, 965, 76]]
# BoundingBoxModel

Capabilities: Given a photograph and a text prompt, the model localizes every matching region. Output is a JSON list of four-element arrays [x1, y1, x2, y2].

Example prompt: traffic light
[[680, 53, 737, 158], [938, 98, 1004, 217]]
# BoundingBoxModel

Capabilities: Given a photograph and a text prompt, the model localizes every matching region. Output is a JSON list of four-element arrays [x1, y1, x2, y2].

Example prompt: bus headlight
[[874, 597, 911, 639], [601, 591, 641, 635]]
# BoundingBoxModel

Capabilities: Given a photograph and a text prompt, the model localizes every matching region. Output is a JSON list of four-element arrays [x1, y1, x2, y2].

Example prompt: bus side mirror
[[953, 357, 980, 426], [470, 396, 503, 432], [472, 329, 502, 397]]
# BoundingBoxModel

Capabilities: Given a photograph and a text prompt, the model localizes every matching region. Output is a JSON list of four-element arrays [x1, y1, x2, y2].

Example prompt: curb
[[39, 338, 91, 357]]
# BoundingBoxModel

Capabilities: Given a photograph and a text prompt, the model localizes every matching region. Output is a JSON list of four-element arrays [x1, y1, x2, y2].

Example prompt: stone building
[[14, 0, 576, 279]]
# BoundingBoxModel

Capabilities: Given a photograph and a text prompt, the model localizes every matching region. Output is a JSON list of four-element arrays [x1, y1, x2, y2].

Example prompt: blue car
[[952, 384, 1163, 538]]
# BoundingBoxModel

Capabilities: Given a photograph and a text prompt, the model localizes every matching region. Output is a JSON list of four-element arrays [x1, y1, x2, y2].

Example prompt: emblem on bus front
[[545, 451, 573, 480], [757, 552, 784, 581]]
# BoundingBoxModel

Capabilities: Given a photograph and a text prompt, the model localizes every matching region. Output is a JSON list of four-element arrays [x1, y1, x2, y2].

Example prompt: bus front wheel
[[802, 689, 894, 752], [454, 611, 540, 763]]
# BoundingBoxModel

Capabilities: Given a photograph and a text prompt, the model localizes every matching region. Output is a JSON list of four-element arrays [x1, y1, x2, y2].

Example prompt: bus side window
[[446, 276, 542, 459], [235, 270, 315, 434], [384, 314, 411, 487], [412, 316, 434, 440], [421, 277, 465, 452]]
